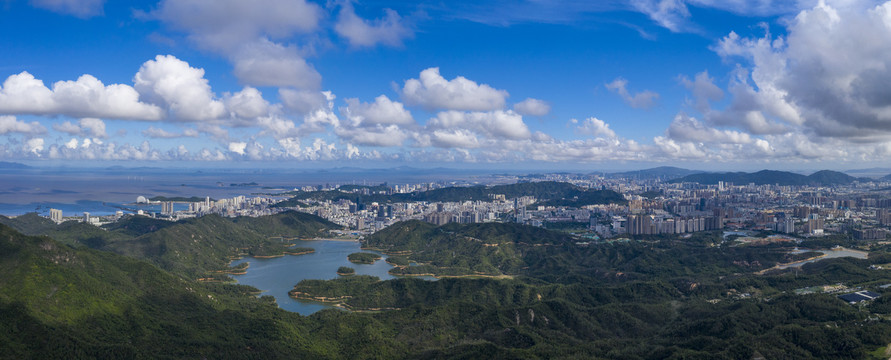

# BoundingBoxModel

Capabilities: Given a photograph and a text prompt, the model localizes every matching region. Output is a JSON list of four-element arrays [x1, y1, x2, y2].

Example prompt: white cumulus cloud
[[0, 72, 163, 120], [342, 95, 414, 127], [401, 68, 508, 111], [428, 110, 531, 140], [577, 117, 617, 138], [666, 113, 751, 144], [513, 98, 551, 116], [25, 138, 44, 155], [133, 55, 226, 122], [224, 86, 272, 121], [228, 141, 248, 155], [0, 115, 46, 136], [712, 1, 891, 141]]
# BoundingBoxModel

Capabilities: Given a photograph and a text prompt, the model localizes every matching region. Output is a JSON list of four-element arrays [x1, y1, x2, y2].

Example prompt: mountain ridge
[[670, 169, 866, 186]]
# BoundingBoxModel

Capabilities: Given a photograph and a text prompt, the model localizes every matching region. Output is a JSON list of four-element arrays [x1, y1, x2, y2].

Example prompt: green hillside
[[102, 215, 176, 237], [6, 215, 891, 358], [671, 169, 863, 186], [2, 211, 342, 280], [232, 210, 340, 238], [106, 213, 340, 279], [0, 212, 58, 235], [0, 224, 323, 359], [363, 221, 574, 277], [0, 213, 130, 248], [278, 181, 626, 207]]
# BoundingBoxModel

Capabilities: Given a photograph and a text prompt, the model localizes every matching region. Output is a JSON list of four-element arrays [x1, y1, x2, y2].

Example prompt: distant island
[[0, 161, 30, 169], [607, 166, 703, 180], [347, 252, 381, 264], [230, 182, 259, 187]]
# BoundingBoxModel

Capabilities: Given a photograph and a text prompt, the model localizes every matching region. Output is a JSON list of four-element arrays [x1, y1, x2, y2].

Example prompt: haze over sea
[[0, 166, 511, 216]]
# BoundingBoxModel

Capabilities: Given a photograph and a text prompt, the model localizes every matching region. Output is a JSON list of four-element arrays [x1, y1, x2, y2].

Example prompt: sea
[[0, 166, 513, 217]]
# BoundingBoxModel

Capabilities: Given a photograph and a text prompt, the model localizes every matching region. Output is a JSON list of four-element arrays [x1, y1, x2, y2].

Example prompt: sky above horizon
[[1, 0, 891, 170]]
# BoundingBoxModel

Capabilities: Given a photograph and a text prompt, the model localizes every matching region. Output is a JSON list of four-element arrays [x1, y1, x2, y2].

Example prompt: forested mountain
[[5, 214, 891, 358], [607, 166, 702, 180], [0, 223, 416, 359], [671, 169, 864, 186], [0, 210, 340, 279], [363, 221, 571, 277]]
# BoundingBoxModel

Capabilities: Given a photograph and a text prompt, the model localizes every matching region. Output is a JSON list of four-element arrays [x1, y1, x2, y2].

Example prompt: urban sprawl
[[43, 174, 891, 241]]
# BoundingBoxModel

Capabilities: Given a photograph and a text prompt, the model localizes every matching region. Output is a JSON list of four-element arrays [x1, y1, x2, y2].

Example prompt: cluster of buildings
[[48, 208, 123, 226], [155, 195, 279, 219], [37, 172, 891, 243]]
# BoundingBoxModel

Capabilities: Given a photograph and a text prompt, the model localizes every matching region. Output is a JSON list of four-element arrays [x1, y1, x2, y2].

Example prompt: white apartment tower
[[49, 208, 63, 223]]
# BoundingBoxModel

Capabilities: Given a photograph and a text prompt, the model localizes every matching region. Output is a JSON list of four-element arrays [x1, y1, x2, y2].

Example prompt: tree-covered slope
[[104, 214, 290, 278], [363, 221, 573, 277], [808, 169, 860, 185], [101, 215, 175, 237], [0, 212, 58, 235], [671, 169, 863, 186], [0, 224, 327, 359], [232, 210, 341, 238], [7, 214, 891, 358], [1, 212, 342, 280], [0, 213, 131, 249]]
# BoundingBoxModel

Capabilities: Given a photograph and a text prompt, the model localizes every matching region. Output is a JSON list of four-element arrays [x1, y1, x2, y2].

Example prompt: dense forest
[[348, 252, 382, 264], [4, 212, 891, 358], [0, 210, 340, 279]]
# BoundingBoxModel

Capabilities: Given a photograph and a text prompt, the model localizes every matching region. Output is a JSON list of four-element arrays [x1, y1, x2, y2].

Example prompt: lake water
[[230, 239, 435, 315]]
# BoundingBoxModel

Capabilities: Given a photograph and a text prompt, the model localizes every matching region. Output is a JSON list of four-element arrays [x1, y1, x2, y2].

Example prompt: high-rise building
[[83, 212, 90, 223], [424, 212, 452, 226], [807, 214, 824, 234], [162, 202, 174, 215], [878, 209, 891, 226], [49, 208, 63, 223]]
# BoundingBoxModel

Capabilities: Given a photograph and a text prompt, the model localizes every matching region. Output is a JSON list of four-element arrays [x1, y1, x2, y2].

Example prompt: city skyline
[[2, 0, 891, 169]]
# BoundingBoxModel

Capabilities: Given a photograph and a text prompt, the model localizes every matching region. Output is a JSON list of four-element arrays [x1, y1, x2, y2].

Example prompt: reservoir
[[230, 239, 403, 315]]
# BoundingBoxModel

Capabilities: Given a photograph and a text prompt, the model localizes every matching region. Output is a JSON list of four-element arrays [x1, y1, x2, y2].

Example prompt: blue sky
[[1, 0, 890, 170]]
